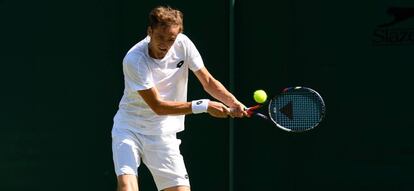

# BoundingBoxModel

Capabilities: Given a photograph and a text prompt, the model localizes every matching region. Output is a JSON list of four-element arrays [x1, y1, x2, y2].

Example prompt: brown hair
[[149, 6, 184, 32]]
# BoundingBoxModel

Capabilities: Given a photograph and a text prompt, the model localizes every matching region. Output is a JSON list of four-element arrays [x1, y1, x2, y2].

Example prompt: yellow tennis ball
[[253, 89, 267, 103]]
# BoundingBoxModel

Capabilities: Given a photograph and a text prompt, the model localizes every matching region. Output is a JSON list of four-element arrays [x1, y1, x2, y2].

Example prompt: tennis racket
[[246, 86, 326, 132]]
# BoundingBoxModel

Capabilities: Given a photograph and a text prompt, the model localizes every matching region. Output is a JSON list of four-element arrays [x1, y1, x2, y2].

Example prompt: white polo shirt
[[113, 33, 204, 135]]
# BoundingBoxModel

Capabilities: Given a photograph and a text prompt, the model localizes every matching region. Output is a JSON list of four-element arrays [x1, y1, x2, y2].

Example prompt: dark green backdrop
[[1, 0, 414, 191], [234, 0, 414, 191]]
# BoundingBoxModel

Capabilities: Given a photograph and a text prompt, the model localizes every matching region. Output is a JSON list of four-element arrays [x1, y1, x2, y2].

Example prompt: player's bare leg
[[117, 174, 138, 191], [163, 186, 190, 191]]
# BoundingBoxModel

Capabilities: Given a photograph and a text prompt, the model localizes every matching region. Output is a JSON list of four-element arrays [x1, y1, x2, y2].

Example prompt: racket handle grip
[[245, 105, 262, 116]]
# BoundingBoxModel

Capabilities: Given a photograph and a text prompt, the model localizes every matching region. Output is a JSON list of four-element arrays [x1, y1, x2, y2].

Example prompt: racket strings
[[271, 91, 323, 131]]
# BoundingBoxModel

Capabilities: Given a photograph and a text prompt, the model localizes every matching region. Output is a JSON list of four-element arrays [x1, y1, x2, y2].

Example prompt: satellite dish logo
[[372, 7, 414, 46]]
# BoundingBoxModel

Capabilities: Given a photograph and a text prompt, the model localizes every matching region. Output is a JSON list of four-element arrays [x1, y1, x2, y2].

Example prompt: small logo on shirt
[[176, 60, 184, 68], [185, 174, 189, 179]]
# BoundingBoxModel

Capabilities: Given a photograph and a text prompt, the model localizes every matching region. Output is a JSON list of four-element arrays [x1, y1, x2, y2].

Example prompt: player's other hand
[[229, 101, 248, 118], [207, 101, 230, 118]]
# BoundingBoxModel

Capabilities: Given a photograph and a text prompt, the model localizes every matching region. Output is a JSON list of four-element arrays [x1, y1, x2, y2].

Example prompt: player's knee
[[162, 186, 191, 191], [117, 175, 138, 191], [117, 182, 135, 191]]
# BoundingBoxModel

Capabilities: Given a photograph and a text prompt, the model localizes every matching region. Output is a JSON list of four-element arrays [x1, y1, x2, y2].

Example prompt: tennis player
[[111, 5, 246, 191]]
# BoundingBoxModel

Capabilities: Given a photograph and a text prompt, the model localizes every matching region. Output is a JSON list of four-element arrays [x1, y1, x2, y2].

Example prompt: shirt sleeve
[[123, 54, 154, 91], [181, 34, 205, 72]]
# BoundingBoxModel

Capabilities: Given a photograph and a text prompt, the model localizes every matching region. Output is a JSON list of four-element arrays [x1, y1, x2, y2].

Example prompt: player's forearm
[[203, 78, 238, 107], [139, 88, 194, 116], [150, 101, 193, 115]]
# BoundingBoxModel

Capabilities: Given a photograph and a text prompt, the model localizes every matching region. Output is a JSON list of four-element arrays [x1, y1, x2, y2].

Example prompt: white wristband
[[191, 99, 210, 114]]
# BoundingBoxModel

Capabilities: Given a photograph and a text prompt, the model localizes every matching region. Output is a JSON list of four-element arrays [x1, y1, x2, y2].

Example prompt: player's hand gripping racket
[[247, 87, 326, 132]]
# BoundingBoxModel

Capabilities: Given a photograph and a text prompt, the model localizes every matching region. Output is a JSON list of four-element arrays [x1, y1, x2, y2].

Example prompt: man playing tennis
[[112, 5, 246, 191]]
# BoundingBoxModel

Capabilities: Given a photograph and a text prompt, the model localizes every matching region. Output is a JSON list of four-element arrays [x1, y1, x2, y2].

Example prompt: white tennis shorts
[[111, 128, 190, 190]]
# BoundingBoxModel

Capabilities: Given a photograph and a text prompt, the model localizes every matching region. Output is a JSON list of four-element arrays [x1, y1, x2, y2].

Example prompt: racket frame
[[248, 86, 326, 132]]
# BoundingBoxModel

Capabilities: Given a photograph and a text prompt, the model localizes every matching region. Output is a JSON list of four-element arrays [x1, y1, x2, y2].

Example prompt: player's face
[[148, 25, 180, 59]]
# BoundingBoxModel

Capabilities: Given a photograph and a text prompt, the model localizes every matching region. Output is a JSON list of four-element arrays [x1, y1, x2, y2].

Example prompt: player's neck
[[148, 43, 165, 59]]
